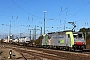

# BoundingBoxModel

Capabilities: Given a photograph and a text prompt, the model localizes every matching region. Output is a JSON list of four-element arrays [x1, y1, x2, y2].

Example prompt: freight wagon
[[41, 31, 86, 51]]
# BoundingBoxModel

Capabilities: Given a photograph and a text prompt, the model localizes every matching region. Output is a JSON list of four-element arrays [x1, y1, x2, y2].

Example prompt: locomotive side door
[[66, 32, 74, 48], [66, 34, 71, 47]]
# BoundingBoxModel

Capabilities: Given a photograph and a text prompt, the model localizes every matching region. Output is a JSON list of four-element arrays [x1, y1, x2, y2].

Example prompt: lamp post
[[30, 29, 31, 40], [43, 11, 47, 34], [2, 21, 11, 43], [37, 26, 42, 36]]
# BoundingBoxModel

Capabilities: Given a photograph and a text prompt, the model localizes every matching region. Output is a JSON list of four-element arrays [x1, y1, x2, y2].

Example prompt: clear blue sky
[[0, 0, 90, 38]]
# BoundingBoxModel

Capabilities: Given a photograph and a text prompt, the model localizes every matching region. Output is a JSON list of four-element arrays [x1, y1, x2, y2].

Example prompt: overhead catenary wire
[[47, 1, 90, 22], [0, 2, 89, 31], [55, 1, 89, 22], [12, 0, 44, 19], [1, 0, 89, 23], [0, 0, 43, 20], [12, 0, 29, 14], [59, 1, 90, 18]]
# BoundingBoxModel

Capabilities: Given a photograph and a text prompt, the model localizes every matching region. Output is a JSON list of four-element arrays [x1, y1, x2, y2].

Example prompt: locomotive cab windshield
[[73, 33, 84, 38], [73, 33, 85, 42]]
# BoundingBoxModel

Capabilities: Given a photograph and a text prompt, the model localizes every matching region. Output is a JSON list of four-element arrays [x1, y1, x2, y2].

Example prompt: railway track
[[1, 43, 90, 60], [13, 47, 65, 60], [1, 44, 65, 60]]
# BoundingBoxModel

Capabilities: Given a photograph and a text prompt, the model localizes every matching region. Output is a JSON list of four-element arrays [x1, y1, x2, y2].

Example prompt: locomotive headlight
[[83, 42, 85, 44], [74, 42, 76, 44]]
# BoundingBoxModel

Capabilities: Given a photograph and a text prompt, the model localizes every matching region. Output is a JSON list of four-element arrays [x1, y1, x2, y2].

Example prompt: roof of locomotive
[[47, 30, 83, 35], [47, 30, 73, 34], [73, 32, 83, 34]]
